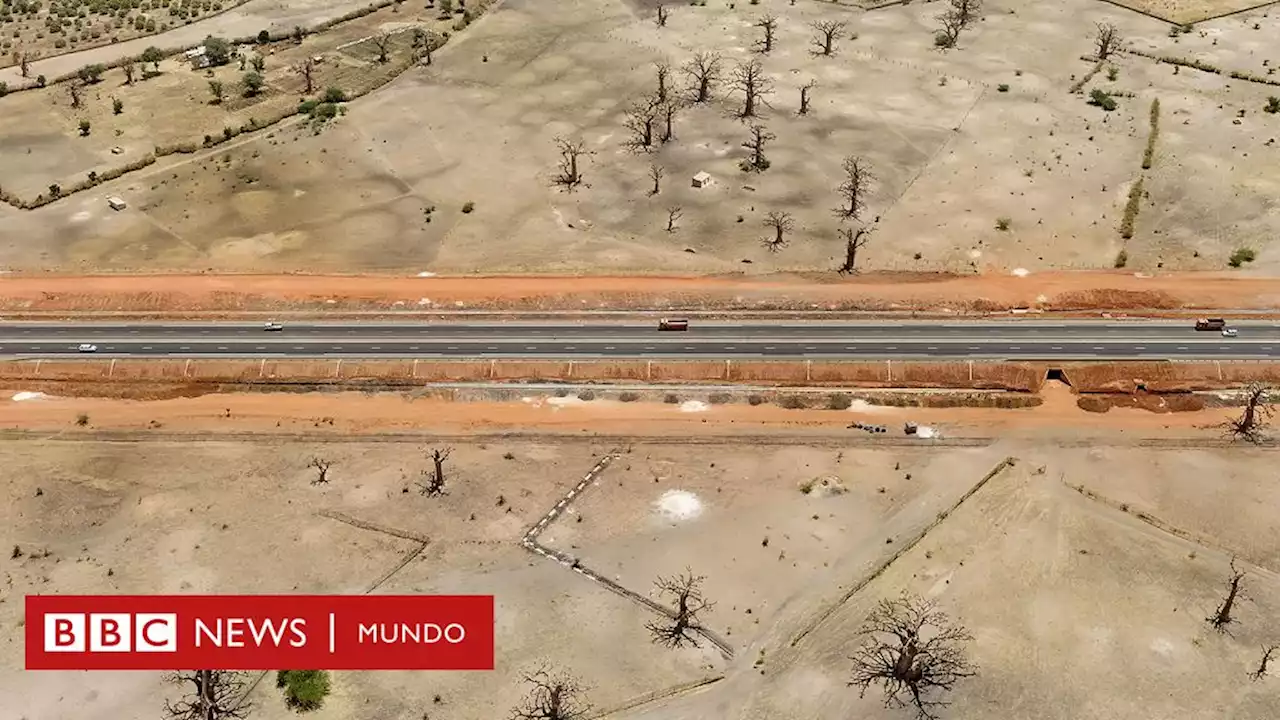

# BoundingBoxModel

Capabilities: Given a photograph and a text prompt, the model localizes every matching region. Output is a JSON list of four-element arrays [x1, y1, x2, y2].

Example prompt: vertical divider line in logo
[[329, 613, 335, 653]]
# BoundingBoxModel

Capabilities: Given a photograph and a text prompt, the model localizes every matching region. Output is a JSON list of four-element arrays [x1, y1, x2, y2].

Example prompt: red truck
[[1194, 318, 1226, 331]]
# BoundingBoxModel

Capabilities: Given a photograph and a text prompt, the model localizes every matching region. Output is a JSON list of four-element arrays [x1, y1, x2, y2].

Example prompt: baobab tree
[[417, 447, 453, 496], [683, 51, 722, 103], [665, 206, 683, 233], [656, 4, 669, 27], [849, 593, 976, 720], [731, 58, 773, 118], [552, 136, 592, 191], [799, 79, 816, 115], [1093, 22, 1121, 60], [163, 670, 253, 720], [1207, 557, 1247, 633], [754, 14, 779, 54], [623, 95, 661, 151], [295, 57, 316, 94], [811, 19, 847, 56], [509, 665, 592, 720], [372, 32, 392, 63], [837, 225, 874, 275], [1251, 644, 1278, 681], [645, 569, 713, 647], [761, 211, 795, 252], [935, 0, 982, 49], [740, 123, 775, 172], [1224, 383, 1272, 443], [308, 458, 333, 485], [654, 60, 672, 103], [836, 155, 874, 220], [649, 164, 664, 195], [659, 98, 681, 143]]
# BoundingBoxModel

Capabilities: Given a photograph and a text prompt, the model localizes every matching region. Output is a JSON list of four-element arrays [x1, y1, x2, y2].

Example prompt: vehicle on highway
[[264, 321, 284, 331], [77, 343, 97, 353], [658, 318, 689, 331], [1222, 328, 1238, 337], [1195, 317, 1226, 331]]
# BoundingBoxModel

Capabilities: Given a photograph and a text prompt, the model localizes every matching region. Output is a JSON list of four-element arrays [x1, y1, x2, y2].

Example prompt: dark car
[[658, 318, 689, 331]]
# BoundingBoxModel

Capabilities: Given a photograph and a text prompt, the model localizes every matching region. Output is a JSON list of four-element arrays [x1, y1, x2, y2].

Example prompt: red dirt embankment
[[0, 271, 1277, 315], [2, 359, 1278, 398]]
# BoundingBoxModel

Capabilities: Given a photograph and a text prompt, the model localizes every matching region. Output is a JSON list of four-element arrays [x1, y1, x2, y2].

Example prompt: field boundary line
[[788, 456, 1019, 648], [318, 509, 431, 543], [590, 674, 725, 719]]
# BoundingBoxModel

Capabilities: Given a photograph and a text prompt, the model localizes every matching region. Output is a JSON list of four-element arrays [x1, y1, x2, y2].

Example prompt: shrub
[[1142, 98, 1160, 169], [203, 34, 231, 65], [0, 82, 7, 97], [933, 32, 952, 48], [241, 70, 264, 96], [322, 86, 346, 103], [276, 670, 331, 712], [77, 63, 106, 83], [619, 391, 640, 402], [995, 216, 1011, 231], [75, 413, 89, 426], [1088, 88, 1117, 111], [297, 98, 319, 115], [78, 119, 91, 136], [1119, 177, 1144, 239], [461, 201, 475, 213], [577, 390, 596, 401], [256, 29, 270, 43], [1114, 249, 1128, 268], [826, 393, 852, 410], [996, 83, 1009, 92], [1266, 96, 1280, 114], [1106, 66, 1118, 81], [747, 394, 766, 406], [1228, 247, 1256, 268], [664, 393, 680, 404], [777, 394, 808, 409], [112, 98, 123, 114], [708, 392, 732, 405]]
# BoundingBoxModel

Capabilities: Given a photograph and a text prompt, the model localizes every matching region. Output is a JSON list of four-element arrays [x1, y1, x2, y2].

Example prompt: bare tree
[[849, 593, 976, 720], [659, 98, 681, 143], [308, 458, 333, 485], [552, 136, 592, 191], [1208, 557, 1247, 633], [124, 61, 136, 85], [754, 14, 779, 54], [837, 225, 874, 274], [811, 19, 847, 56], [1093, 22, 1120, 60], [649, 164, 664, 195], [509, 665, 592, 720], [683, 51, 722, 103], [417, 447, 452, 496], [372, 32, 392, 63], [68, 83, 82, 109], [799, 79, 817, 115], [163, 670, 253, 720], [1250, 644, 1278, 681], [935, 0, 982, 49], [296, 57, 316, 94], [656, 4, 670, 27], [413, 28, 434, 65], [623, 95, 661, 151], [740, 123, 775, 172], [645, 569, 713, 647], [730, 58, 773, 118], [665, 206, 683, 233], [761, 211, 794, 252], [835, 155, 874, 220], [18, 50, 32, 78], [654, 60, 672, 103], [1224, 383, 1273, 443]]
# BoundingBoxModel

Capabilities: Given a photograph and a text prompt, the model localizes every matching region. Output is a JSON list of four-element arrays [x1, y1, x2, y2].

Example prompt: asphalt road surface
[[0, 321, 1276, 359]]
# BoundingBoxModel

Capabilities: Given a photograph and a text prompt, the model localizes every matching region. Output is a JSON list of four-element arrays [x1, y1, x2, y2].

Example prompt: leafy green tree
[[241, 71, 264, 96], [276, 670, 330, 712], [203, 35, 232, 66]]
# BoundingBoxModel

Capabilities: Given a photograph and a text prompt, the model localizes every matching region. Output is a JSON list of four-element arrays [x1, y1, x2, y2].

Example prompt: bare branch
[[509, 665, 592, 720], [730, 58, 773, 118], [1093, 22, 1121, 60], [837, 225, 874, 275], [754, 13, 779, 54], [649, 164, 664, 196], [1223, 383, 1273, 443], [308, 458, 333, 485], [849, 593, 976, 720], [645, 569, 713, 647], [371, 32, 392, 63], [417, 446, 453, 496], [835, 155, 875, 221], [739, 123, 775, 173], [1250, 644, 1278, 681], [1208, 557, 1247, 633], [295, 57, 316, 94], [654, 60, 672, 103], [683, 51, 723, 103], [163, 670, 254, 720], [623, 94, 662, 151], [665, 206, 683, 233], [761, 211, 795, 252], [552, 136, 593, 191], [811, 20, 848, 56], [798, 79, 817, 115], [656, 4, 670, 27]]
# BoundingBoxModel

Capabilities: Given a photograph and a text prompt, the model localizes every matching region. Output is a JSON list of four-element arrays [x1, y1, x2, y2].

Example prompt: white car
[[264, 322, 284, 331], [1222, 328, 1238, 337], [77, 343, 98, 353]]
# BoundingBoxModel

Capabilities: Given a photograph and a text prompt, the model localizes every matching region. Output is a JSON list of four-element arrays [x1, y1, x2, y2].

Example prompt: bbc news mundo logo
[[26, 595, 494, 671]]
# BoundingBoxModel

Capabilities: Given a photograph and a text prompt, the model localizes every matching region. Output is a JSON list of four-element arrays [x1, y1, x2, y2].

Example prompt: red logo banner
[[25, 595, 494, 671]]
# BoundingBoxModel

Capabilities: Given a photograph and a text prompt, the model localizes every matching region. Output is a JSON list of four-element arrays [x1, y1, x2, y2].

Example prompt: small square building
[[691, 171, 713, 188]]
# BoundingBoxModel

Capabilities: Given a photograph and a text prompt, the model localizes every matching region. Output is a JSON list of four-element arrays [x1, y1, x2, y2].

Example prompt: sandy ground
[[0, 270, 1278, 314], [2, 390, 1278, 719], [0, 380, 1238, 441], [2, 0, 1278, 273]]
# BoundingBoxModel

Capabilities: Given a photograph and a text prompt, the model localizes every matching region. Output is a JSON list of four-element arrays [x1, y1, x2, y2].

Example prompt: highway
[[0, 320, 1276, 359]]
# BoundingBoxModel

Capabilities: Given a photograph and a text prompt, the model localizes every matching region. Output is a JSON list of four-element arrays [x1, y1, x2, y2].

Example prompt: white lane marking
[[1176, 346, 1188, 351], [217, 346, 228, 351]]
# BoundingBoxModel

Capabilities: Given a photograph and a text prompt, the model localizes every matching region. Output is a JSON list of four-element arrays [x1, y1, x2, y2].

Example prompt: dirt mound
[[1076, 393, 1206, 414]]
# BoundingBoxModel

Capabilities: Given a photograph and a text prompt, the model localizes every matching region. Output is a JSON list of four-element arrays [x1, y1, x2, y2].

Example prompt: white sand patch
[[916, 425, 939, 439], [654, 489, 703, 522], [679, 400, 709, 413], [546, 396, 586, 408], [416, 271, 437, 277], [847, 399, 884, 412], [1012, 268, 1030, 277], [11, 391, 50, 402], [417, 298, 432, 306]]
